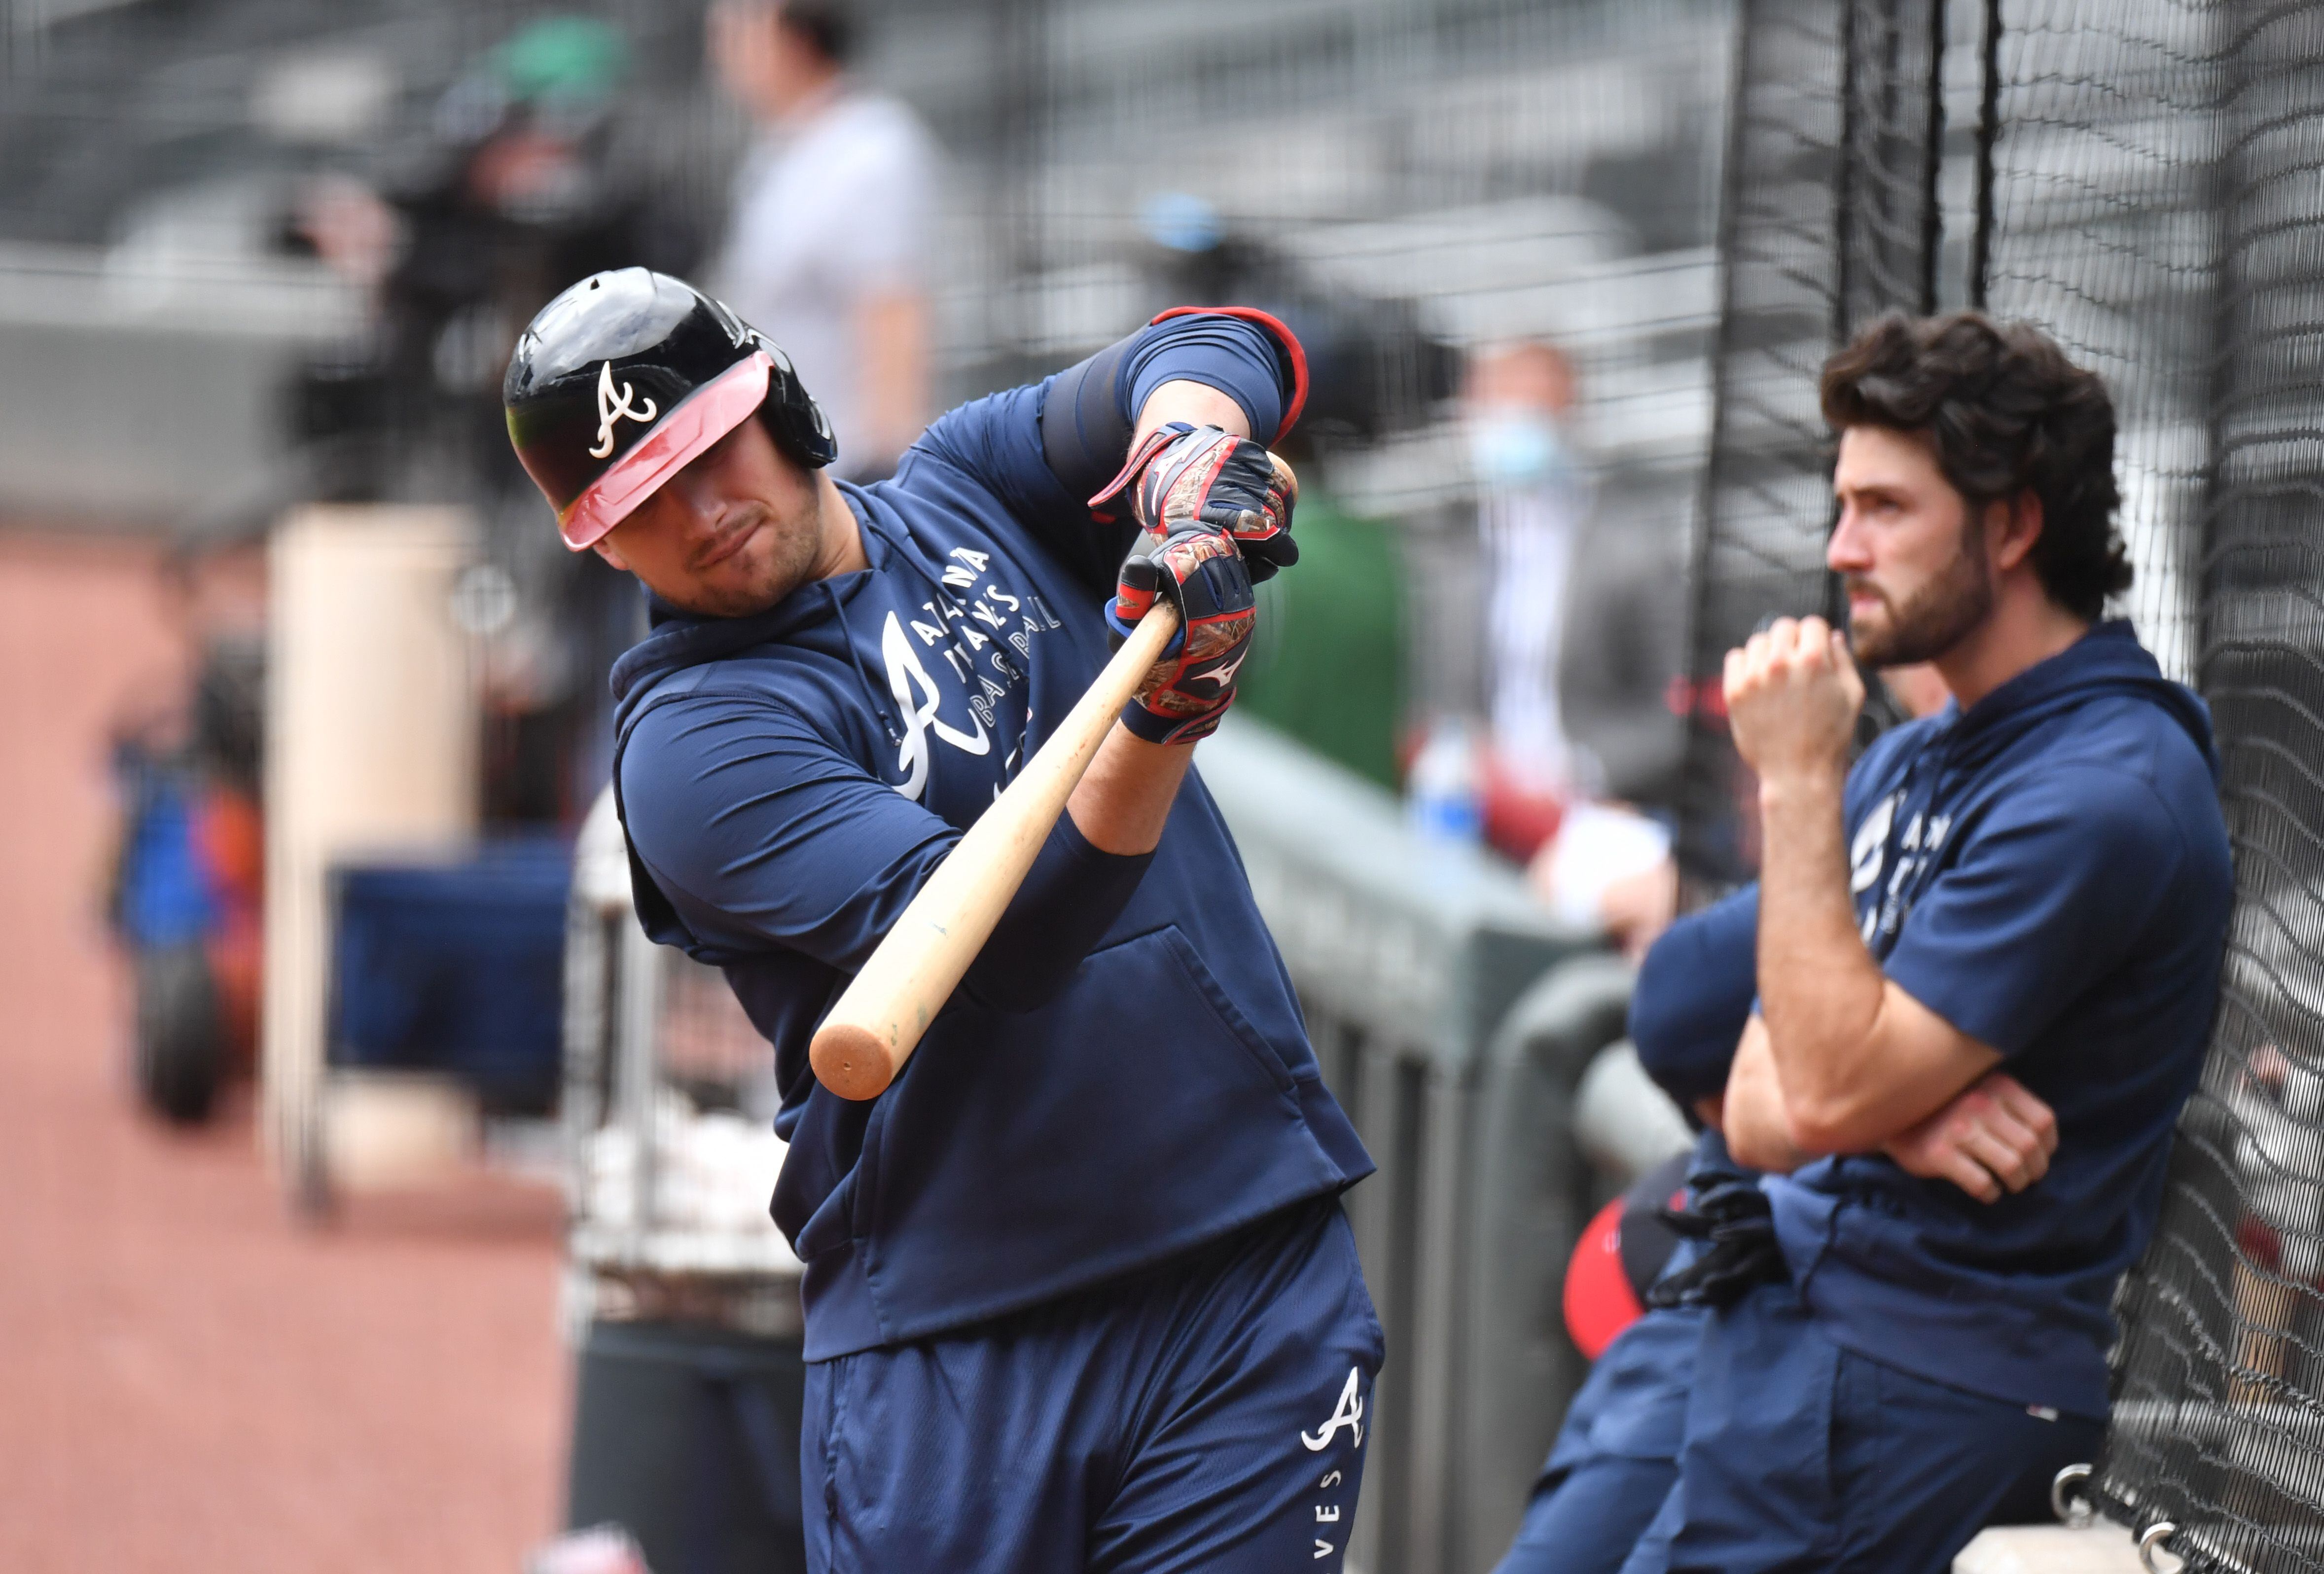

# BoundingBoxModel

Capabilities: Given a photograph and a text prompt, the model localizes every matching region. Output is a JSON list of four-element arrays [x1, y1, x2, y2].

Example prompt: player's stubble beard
[[667, 499, 822, 619], [1845, 511, 1996, 668], [631, 426, 830, 620]]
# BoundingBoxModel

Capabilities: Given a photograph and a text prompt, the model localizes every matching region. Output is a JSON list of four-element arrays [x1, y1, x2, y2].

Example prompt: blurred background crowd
[[4, 1, 1732, 1570], [8, 0, 1725, 934]]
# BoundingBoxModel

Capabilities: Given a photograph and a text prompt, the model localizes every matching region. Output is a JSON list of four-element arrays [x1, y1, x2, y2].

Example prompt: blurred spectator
[[370, 17, 682, 479], [707, 0, 937, 479], [1557, 487, 1691, 812], [288, 15, 702, 484], [283, 17, 711, 827], [1515, 360, 1693, 948], [1471, 341, 1589, 804], [1462, 338, 1702, 948]]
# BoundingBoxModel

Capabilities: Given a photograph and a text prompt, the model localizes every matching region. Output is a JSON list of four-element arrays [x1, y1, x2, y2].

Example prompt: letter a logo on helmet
[[503, 268, 837, 552], [588, 361, 658, 458]]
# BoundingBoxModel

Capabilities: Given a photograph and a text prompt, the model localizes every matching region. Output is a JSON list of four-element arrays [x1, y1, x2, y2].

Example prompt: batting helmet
[[503, 268, 837, 551]]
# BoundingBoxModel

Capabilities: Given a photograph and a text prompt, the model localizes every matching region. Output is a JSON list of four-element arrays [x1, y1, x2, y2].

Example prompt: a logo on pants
[[1300, 1366, 1364, 1452]]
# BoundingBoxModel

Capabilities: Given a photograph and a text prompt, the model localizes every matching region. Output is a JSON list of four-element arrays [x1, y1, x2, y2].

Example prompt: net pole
[[1823, 0, 1862, 632], [1673, 0, 1769, 903], [1832, 0, 1861, 344], [1918, 0, 1947, 314], [2193, 0, 2237, 677], [1969, 0, 2001, 308]]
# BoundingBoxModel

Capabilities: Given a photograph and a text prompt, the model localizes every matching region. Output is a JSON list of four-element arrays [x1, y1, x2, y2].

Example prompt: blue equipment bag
[[328, 838, 573, 1114]]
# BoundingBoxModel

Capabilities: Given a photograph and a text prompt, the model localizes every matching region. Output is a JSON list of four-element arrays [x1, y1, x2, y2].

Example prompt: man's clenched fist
[[1723, 615, 1867, 785]]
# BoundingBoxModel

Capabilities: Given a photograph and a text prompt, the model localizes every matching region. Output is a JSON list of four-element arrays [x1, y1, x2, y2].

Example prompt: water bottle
[[1408, 716, 1482, 845]]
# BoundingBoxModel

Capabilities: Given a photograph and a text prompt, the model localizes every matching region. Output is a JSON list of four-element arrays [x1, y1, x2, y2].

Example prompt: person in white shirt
[[707, 0, 938, 479], [1467, 341, 1679, 953], [1470, 340, 1590, 792]]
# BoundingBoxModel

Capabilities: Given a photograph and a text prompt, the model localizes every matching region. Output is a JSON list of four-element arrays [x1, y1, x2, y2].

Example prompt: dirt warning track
[[0, 529, 567, 1574]]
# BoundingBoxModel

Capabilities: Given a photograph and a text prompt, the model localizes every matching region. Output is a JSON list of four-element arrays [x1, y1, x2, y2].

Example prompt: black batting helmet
[[503, 268, 837, 551]]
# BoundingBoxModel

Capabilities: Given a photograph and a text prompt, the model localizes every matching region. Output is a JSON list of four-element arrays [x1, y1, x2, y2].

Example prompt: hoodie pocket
[[1140, 924, 1300, 1099], [843, 922, 1339, 1322]]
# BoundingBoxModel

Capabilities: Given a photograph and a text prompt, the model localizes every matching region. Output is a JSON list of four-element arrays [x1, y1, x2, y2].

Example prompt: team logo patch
[[882, 611, 990, 801], [589, 360, 659, 458], [1301, 1366, 1365, 1452]]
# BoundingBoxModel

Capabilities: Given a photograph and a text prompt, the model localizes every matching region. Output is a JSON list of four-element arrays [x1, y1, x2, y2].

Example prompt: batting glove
[[1108, 523, 1255, 746], [1642, 1175, 1786, 1311], [1089, 422, 1300, 581]]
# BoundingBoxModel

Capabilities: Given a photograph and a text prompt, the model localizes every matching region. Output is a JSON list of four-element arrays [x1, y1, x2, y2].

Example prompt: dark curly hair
[[776, 0, 854, 66], [1819, 311, 2130, 620]]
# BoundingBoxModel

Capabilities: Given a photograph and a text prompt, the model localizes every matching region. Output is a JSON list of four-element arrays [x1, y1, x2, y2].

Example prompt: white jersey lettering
[[883, 611, 990, 799], [1850, 792, 1898, 894]]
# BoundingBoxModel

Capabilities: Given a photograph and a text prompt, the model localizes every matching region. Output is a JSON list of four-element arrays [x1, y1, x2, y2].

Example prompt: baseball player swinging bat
[[506, 274, 1381, 1572], [809, 602, 1182, 1100]]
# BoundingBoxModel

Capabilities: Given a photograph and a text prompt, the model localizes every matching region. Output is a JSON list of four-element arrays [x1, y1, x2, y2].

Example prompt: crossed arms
[[1715, 621, 2058, 1203]]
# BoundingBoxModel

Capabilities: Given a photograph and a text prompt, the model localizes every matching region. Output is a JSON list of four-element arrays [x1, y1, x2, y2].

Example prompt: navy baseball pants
[[1493, 1305, 1704, 1574], [801, 1198, 1382, 1574], [1502, 1283, 2101, 1574]]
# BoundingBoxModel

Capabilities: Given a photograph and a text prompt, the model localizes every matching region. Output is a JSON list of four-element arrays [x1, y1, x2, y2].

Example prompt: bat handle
[[808, 603, 1182, 1101]]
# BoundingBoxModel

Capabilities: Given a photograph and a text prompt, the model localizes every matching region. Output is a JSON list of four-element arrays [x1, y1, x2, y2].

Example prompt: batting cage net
[[1684, 1, 2324, 1567], [1677, 0, 1947, 888], [2098, 7, 2324, 1567]]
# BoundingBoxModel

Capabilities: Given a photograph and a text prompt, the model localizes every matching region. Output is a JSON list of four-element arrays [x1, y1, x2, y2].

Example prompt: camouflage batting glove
[[1107, 522, 1256, 746], [1089, 422, 1300, 582]]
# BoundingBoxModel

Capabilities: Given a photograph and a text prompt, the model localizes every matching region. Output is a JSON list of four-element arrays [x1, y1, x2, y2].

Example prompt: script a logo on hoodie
[[883, 611, 989, 801]]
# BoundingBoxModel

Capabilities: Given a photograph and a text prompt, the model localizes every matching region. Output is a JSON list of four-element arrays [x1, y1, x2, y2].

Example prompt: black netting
[[1686, 0, 2324, 1564], [1677, 0, 1945, 888], [2098, 5, 2324, 1568], [1984, 0, 2219, 687]]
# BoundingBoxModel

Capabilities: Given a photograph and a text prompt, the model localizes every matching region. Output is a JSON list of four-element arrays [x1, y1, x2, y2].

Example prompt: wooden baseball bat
[[809, 603, 1183, 1101]]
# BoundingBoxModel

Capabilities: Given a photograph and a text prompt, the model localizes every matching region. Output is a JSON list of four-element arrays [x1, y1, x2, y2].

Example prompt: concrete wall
[[0, 244, 359, 524]]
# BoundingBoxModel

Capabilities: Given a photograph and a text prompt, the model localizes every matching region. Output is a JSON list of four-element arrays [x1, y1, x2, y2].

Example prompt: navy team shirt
[[1765, 620, 2232, 1418], [608, 313, 1372, 1361]]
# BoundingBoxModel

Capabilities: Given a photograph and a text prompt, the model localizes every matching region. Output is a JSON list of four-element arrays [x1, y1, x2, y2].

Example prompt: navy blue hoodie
[[608, 314, 1372, 1359], [1767, 620, 2233, 1417]]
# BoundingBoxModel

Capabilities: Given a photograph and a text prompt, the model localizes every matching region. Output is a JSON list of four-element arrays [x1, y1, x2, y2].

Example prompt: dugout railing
[[1462, 953, 1652, 1570], [1198, 715, 1614, 1574]]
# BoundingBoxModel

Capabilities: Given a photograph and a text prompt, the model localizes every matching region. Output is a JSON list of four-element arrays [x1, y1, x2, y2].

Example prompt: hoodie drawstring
[[826, 579, 902, 748]]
